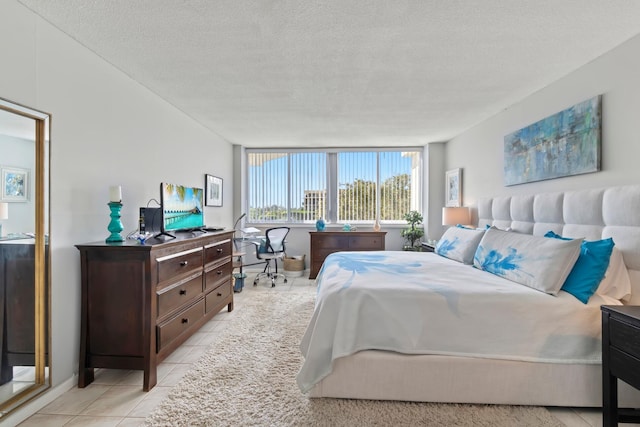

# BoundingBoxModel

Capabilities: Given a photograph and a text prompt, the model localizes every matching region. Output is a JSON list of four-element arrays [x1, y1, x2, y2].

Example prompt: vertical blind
[[248, 152, 326, 222], [247, 150, 421, 224]]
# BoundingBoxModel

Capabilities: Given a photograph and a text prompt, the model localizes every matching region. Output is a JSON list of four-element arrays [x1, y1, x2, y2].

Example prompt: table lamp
[[442, 206, 471, 227]]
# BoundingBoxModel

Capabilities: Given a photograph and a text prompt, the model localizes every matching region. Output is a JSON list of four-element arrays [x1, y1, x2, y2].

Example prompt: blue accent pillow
[[544, 231, 615, 304]]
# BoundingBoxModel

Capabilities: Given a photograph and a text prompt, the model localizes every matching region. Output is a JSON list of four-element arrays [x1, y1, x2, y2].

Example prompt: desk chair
[[252, 227, 290, 287]]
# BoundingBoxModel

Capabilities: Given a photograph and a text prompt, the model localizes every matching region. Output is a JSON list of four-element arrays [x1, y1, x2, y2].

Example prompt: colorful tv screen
[[160, 182, 205, 232]]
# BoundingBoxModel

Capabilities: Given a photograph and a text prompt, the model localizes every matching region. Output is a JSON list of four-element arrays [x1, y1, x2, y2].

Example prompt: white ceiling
[[16, 0, 640, 148]]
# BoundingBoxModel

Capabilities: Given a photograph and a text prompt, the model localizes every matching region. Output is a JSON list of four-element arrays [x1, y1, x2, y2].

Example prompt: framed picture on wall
[[205, 174, 223, 207], [1, 166, 29, 202], [445, 168, 461, 207]]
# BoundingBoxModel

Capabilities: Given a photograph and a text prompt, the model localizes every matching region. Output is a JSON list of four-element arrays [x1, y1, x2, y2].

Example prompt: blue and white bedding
[[297, 250, 621, 393]]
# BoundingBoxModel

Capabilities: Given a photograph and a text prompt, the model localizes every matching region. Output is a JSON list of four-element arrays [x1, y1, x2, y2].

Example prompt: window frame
[[245, 147, 423, 226]]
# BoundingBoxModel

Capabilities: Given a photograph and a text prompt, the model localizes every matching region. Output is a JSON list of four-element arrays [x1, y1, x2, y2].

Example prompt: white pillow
[[596, 247, 632, 302], [435, 227, 485, 264], [473, 228, 582, 295]]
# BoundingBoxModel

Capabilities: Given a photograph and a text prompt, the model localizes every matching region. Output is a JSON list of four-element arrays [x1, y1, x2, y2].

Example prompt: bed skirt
[[308, 350, 640, 408]]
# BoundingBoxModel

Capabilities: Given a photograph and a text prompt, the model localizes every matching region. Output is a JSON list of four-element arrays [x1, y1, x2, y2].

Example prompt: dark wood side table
[[420, 241, 436, 252], [601, 305, 640, 427]]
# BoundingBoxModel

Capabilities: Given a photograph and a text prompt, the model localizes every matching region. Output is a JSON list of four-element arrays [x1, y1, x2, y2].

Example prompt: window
[[246, 149, 421, 224]]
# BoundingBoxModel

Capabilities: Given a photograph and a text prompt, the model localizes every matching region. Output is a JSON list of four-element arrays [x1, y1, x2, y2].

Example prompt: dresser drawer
[[157, 299, 205, 350], [314, 248, 341, 262], [206, 281, 232, 314], [610, 347, 640, 390], [610, 317, 640, 359], [349, 235, 384, 250], [204, 260, 232, 292], [204, 239, 232, 265], [157, 247, 203, 284], [313, 235, 350, 249], [157, 272, 203, 319]]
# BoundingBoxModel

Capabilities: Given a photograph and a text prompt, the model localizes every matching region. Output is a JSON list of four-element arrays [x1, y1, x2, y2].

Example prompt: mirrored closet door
[[0, 97, 51, 417]]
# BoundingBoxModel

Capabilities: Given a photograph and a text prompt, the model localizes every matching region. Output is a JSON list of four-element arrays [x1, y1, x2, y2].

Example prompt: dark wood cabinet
[[309, 231, 386, 279], [601, 305, 640, 427], [76, 231, 234, 391], [0, 240, 49, 384]]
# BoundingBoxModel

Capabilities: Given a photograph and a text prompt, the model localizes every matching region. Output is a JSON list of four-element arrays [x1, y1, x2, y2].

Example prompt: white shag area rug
[[145, 288, 563, 427]]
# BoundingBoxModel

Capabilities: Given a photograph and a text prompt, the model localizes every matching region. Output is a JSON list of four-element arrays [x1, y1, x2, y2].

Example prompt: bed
[[297, 184, 640, 407]]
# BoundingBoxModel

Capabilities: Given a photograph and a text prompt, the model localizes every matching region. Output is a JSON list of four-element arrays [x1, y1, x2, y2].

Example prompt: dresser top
[[76, 229, 233, 250]]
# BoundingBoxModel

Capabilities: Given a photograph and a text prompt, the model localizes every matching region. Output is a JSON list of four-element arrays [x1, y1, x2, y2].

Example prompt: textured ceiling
[[17, 0, 640, 147]]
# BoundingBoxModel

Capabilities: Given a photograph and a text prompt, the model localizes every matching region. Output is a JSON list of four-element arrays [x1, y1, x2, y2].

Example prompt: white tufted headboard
[[477, 185, 640, 305]]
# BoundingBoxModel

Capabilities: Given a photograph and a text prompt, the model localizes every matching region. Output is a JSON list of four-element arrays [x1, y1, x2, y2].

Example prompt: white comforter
[[297, 251, 620, 393]]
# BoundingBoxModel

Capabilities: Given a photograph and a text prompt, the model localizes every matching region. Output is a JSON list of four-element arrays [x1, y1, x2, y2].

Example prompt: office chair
[[252, 227, 290, 287]]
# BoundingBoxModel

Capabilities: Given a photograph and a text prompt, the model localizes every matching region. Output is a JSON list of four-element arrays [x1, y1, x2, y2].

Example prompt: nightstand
[[601, 305, 640, 427], [421, 241, 436, 252]]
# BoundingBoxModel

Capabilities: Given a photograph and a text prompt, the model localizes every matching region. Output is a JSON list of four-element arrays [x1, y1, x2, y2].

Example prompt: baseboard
[[2, 374, 78, 427]]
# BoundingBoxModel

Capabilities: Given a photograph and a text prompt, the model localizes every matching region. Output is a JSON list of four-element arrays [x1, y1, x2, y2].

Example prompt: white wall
[[447, 34, 640, 213], [0, 2, 233, 424]]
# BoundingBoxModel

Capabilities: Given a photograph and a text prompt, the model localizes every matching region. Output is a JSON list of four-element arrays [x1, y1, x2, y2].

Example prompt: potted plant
[[401, 210, 425, 251]]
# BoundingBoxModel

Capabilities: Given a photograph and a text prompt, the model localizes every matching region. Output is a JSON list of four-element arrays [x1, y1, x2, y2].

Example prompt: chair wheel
[[253, 279, 258, 286], [284, 278, 288, 283]]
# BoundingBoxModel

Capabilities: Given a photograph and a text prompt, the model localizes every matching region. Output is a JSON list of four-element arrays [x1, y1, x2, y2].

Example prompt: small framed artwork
[[205, 174, 223, 207], [1, 166, 29, 202], [445, 168, 461, 207]]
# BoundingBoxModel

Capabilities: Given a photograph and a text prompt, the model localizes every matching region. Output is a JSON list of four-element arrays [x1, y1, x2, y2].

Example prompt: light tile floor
[[16, 272, 635, 427]]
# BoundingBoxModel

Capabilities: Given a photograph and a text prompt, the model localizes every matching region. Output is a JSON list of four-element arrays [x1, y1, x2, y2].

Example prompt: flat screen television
[[159, 182, 205, 237]]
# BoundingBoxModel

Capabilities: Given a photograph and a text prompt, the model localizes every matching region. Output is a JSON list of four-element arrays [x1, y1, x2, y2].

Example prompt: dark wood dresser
[[76, 231, 234, 391], [309, 231, 386, 279], [0, 240, 49, 384], [601, 305, 640, 427]]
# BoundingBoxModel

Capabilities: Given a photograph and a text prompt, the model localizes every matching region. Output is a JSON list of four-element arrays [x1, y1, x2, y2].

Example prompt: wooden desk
[[601, 305, 640, 426], [309, 231, 386, 279]]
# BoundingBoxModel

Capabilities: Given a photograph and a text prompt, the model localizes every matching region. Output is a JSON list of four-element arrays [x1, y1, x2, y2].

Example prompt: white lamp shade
[[442, 207, 470, 226], [0, 203, 7, 220]]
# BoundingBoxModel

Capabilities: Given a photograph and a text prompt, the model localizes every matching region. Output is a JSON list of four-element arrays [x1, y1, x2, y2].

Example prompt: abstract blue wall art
[[503, 95, 601, 186]]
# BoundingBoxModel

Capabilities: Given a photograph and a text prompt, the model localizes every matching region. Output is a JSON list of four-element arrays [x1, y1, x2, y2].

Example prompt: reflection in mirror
[[0, 99, 50, 417]]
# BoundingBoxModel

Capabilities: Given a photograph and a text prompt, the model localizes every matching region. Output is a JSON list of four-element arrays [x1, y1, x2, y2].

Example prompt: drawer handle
[[179, 289, 186, 295], [182, 318, 189, 324], [180, 261, 188, 266], [216, 248, 223, 253], [217, 292, 222, 297], [217, 270, 223, 275]]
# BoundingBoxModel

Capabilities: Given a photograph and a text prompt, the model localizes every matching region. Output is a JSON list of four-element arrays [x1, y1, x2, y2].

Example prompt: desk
[[233, 235, 265, 250], [601, 305, 640, 426], [232, 236, 267, 270], [309, 231, 386, 279]]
